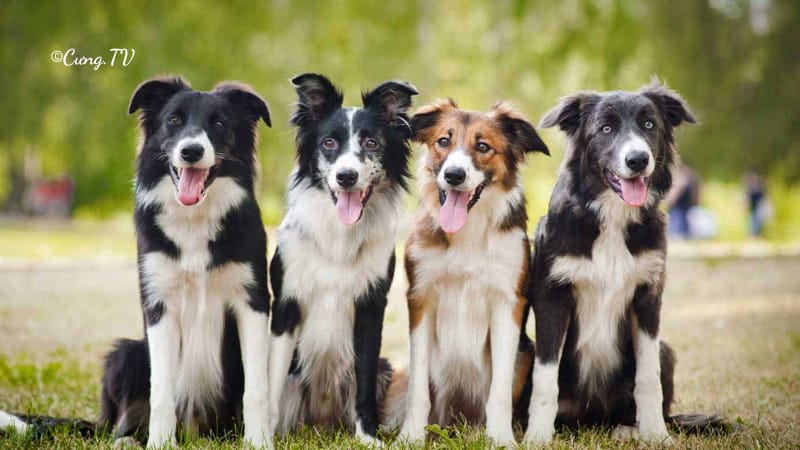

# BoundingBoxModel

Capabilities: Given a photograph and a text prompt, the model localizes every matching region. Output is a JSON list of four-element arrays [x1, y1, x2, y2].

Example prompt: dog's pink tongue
[[177, 168, 205, 206], [439, 190, 469, 234], [620, 176, 647, 207], [336, 191, 364, 225]]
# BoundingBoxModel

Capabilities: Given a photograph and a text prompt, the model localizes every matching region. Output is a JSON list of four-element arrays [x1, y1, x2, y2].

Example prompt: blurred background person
[[744, 169, 770, 237]]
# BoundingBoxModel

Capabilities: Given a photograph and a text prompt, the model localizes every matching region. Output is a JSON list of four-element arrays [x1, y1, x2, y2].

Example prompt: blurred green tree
[[1, 0, 797, 223]]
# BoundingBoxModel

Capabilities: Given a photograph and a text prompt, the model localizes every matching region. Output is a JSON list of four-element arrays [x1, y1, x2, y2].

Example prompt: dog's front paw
[[639, 428, 673, 446], [612, 424, 673, 446], [487, 431, 517, 448], [521, 428, 554, 447], [486, 423, 517, 448], [145, 434, 176, 449], [397, 423, 426, 445], [243, 430, 274, 449]]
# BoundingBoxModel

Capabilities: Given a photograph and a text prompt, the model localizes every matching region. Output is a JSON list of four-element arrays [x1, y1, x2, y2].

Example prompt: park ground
[[0, 223, 798, 449]]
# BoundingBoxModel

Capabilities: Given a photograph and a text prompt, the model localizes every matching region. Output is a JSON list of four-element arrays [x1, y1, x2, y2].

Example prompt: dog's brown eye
[[436, 137, 450, 148], [322, 138, 338, 150], [476, 142, 491, 153], [601, 125, 612, 134], [644, 120, 654, 130], [364, 138, 378, 150], [168, 115, 181, 125]]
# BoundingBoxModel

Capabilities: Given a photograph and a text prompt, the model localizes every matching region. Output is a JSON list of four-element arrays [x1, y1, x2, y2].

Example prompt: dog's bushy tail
[[668, 413, 732, 434], [0, 410, 98, 439]]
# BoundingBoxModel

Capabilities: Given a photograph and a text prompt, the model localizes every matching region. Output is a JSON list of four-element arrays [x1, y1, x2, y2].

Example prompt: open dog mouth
[[330, 184, 375, 225], [170, 162, 221, 206], [605, 169, 648, 207], [437, 181, 487, 234]]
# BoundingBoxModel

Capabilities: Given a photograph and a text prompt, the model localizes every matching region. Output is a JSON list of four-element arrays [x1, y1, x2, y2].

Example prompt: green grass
[[1, 253, 799, 449]]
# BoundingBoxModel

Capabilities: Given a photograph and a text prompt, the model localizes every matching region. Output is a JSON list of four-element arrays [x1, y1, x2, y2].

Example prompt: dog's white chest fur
[[410, 213, 526, 402], [138, 176, 252, 422], [548, 193, 664, 393], [276, 180, 400, 419]]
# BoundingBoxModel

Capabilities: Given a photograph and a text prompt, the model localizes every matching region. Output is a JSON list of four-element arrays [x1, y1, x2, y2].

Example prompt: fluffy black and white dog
[[523, 82, 720, 445], [0, 77, 273, 448], [109, 76, 273, 447], [267, 74, 417, 444]]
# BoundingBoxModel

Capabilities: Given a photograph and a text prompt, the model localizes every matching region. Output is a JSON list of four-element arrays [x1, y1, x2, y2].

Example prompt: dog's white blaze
[[0, 411, 30, 434], [633, 324, 670, 441], [324, 108, 385, 193], [616, 132, 655, 178], [524, 361, 560, 444], [273, 175, 401, 431], [400, 314, 432, 442], [137, 176, 247, 272], [170, 131, 216, 169], [435, 148, 485, 192], [548, 191, 664, 395]]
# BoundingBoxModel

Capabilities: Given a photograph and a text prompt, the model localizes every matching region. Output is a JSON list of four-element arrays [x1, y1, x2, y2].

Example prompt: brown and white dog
[[389, 99, 548, 446]]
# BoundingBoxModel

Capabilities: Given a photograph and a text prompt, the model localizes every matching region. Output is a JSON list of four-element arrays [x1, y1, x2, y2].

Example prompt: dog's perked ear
[[490, 102, 549, 156], [214, 82, 271, 127], [640, 81, 696, 129], [539, 92, 599, 136], [128, 76, 190, 115], [362, 81, 418, 136], [410, 98, 458, 143], [290, 73, 344, 126]]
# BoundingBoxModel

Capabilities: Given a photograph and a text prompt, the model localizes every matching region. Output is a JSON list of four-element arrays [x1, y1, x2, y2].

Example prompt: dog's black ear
[[641, 80, 696, 128], [539, 92, 598, 136], [362, 80, 418, 133], [491, 102, 549, 156], [410, 98, 457, 143], [214, 82, 271, 127], [128, 76, 190, 115], [290, 73, 343, 126]]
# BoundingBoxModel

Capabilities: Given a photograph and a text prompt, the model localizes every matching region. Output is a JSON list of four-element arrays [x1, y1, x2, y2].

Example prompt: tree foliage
[[1, 0, 797, 215]]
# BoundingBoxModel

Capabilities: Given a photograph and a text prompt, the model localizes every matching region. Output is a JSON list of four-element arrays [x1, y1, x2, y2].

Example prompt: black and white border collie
[[108, 76, 272, 447], [267, 73, 417, 445], [522, 82, 724, 445], [390, 100, 548, 447], [0, 77, 274, 447]]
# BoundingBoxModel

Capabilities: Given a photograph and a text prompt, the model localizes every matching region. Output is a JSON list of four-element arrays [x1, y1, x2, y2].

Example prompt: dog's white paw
[[145, 434, 176, 449], [243, 431, 274, 449], [521, 429, 554, 447], [612, 424, 673, 446], [354, 432, 383, 448], [488, 432, 517, 448], [397, 423, 426, 445]]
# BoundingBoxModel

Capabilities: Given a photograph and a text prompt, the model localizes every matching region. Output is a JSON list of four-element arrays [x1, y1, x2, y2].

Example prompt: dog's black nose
[[625, 151, 650, 172], [336, 169, 359, 188], [180, 145, 204, 164], [444, 167, 466, 186]]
